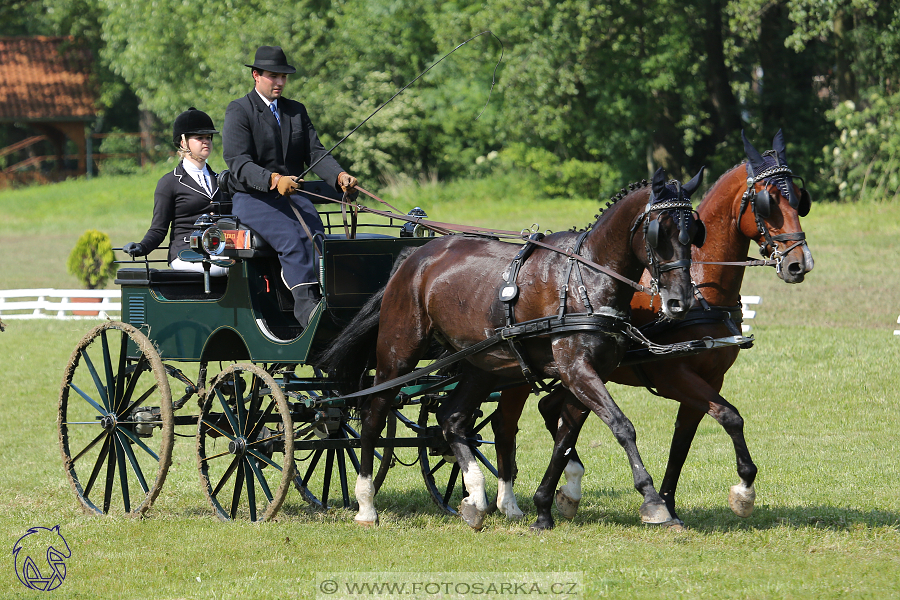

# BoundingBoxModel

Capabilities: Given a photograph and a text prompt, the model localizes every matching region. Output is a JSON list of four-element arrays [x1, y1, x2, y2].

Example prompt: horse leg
[[653, 370, 758, 519], [558, 362, 676, 527], [531, 396, 590, 530], [355, 393, 394, 525], [492, 385, 529, 520], [436, 366, 499, 530], [538, 389, 589, 519]]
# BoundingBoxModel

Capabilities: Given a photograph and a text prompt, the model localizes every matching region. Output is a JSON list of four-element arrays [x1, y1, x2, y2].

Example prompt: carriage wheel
[[292, 418, 369, 510], [197, 364, 294, 522], [58, 321, 174, 516], [417, 404, 499, 516], [289, 369, 392, 511]]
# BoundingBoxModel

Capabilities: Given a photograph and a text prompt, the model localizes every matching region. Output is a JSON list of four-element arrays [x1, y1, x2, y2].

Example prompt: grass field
[[1, 173, 899, 599]]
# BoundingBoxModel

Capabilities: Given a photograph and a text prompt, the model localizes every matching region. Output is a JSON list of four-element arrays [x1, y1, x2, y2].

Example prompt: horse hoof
[[529, 517, 555, 531], [639, 501, 674, 525], [642, 517, 685, 530], [729, 483, 756, 518], [555, 488, 580, 520], [459, 501, 486, 531], [354, 517, 378, 527], [354, 511, 379, 527]]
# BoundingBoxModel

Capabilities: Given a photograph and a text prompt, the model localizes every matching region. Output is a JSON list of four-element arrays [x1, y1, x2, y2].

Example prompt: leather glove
[[271, 173, 302, 196], [338, 172, 358, 192], [123, 242, 144, 257]]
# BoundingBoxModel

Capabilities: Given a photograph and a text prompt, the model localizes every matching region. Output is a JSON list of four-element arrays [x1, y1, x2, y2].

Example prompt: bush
[[825, 89, 900, 202], [66, 230, 117, 289], [96, 130, 143, 176], [495, 143, 622, 200]]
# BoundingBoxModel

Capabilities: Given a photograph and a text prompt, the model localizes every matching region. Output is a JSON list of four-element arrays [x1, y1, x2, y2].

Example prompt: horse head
[[740, 130, 815, 282], [631, 166, 706, 319]]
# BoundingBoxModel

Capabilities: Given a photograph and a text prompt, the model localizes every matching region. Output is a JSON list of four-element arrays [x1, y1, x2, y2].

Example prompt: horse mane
[[569, 179, 651, 233]]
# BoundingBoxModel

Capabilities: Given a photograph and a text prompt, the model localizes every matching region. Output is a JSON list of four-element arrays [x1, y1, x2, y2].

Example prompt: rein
[[325, 185, 655, 293]]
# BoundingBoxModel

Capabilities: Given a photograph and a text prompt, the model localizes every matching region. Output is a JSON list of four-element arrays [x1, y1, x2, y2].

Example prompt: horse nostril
[[787, 262, 803, 276], [666, 298, 684, 314]]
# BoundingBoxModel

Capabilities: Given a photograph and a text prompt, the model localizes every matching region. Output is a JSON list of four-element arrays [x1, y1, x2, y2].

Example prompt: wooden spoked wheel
[[197, 364, 294, 521], [58, 321, 174, 516]]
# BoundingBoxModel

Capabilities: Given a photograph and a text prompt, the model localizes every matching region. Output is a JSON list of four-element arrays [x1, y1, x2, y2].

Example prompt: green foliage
[[826, 89, 900, 202], [498, 143, 621, 199], [96, 130, 142, 175], [66, 229, 117, 289]]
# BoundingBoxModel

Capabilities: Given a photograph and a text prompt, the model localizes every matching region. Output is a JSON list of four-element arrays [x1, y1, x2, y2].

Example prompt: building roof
[[0, 36, 97, 122]]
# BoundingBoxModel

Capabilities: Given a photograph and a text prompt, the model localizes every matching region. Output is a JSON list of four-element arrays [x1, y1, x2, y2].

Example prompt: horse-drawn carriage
[[57, 131, 813, 529], [58, 180, 485, 522]]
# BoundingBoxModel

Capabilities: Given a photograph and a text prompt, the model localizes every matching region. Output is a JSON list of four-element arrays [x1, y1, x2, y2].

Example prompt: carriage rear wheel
[[197, 364, 294, 521], [417, 404, 498, 516], [58, 321, 174, 516]]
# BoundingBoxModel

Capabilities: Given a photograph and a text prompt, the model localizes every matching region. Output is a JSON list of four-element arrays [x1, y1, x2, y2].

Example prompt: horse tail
[[317, 246, 418, 393]]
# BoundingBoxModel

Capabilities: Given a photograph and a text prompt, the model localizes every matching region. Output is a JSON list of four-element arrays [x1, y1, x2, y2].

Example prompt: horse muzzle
[[780, 244, 814, 283]]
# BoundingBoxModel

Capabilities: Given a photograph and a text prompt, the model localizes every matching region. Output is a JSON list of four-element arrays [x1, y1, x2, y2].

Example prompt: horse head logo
[[12, 525, 71, 591]]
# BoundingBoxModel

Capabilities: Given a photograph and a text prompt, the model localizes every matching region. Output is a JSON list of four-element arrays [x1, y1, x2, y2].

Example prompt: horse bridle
[[739, 164, 811, 274], [630, 193, 696, 298]]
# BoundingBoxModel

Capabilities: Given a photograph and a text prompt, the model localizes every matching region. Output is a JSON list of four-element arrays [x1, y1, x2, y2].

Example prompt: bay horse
[[492, 130, 815, 528], [320, 167, 706, 529]]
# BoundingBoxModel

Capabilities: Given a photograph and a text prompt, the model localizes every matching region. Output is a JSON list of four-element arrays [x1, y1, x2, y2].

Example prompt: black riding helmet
[[172, 107, 219, 148]]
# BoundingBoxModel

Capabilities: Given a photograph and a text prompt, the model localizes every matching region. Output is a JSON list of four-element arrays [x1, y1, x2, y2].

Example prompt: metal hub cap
[[228, 437, 247, 456], [100, 414, 117, 430]]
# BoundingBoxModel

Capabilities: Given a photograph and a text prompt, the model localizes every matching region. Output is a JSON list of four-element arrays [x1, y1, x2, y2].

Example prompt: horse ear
[[651, 167, 666, 197], [742, 129, 766, 174], [682, 165, 705, 197], [773, 129, 788, 166]]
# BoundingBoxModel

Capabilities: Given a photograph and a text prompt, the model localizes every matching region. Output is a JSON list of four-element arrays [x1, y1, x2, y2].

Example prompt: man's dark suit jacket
[[222, 90, 344, 194]]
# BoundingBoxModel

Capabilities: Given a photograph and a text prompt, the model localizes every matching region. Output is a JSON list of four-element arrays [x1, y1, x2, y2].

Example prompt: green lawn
[[1, 175, 899, 599]]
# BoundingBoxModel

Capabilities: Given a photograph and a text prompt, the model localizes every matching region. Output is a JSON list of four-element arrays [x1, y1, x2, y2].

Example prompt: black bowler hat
[[245, 45, 296, 74]]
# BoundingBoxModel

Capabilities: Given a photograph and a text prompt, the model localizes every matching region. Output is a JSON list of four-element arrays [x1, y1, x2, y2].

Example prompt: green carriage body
[[115, 236, 432, 364]]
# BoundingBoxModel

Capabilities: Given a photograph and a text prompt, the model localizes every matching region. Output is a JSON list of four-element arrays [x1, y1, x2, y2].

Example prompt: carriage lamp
[[400, 207, 433, 238], [201, 227, 225, 256]]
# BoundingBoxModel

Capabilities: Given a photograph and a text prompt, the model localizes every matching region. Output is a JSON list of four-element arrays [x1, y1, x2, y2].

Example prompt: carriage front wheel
[[197, 364, 294, 521], [58, 321, 174, 516]]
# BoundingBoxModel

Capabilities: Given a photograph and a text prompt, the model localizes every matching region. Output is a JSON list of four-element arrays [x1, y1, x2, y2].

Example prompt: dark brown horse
[[321, 167, 705, 529], [492, 130, 815, 528]]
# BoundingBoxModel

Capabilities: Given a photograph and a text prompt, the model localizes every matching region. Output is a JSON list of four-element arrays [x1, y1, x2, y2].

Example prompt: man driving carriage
[[222, 45, 360, 329]]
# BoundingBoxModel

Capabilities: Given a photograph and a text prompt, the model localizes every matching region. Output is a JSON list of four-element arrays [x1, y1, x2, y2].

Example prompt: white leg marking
[[496, 479, 524, 520], [354, 475, 378, 525], [460, 463, 489, 512], [560, 460, 584, 501], [555, 459, 584, 520]]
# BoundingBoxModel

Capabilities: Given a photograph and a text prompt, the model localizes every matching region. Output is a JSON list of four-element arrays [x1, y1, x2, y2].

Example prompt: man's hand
[[123, 242, 144, 257], [337, 172, 358, 192], [271, 173, 302, 196]]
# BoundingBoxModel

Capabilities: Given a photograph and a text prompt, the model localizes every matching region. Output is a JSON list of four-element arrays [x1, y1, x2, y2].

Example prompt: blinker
[[798, 188, 811, 217], [754, 186, 771, 218], [646, 218, 660, 249]]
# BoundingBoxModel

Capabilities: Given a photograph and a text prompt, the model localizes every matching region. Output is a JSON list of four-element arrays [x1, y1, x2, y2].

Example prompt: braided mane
[[569, 179, 650, 233]]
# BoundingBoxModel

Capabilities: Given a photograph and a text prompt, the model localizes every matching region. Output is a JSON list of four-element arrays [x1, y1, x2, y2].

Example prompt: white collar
[[255, 89, 276, 110]]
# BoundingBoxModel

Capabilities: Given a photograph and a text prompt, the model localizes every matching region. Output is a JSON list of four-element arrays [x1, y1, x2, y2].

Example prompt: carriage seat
[[115, 268, 228, 300]]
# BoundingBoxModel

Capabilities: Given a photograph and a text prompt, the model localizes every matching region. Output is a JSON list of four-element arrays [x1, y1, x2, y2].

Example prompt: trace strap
[[327, 313, 629, 401]]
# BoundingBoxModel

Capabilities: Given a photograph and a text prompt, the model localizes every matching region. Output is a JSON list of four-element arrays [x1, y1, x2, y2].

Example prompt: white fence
[[740, 295, 760, 333], [0, 289, 121, 321], [895, 314, 900, 336], [0, 288, 759, 329]]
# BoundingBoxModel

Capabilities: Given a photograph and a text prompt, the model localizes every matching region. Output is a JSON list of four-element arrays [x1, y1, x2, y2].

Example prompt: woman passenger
[[123, 108, 228, 276]]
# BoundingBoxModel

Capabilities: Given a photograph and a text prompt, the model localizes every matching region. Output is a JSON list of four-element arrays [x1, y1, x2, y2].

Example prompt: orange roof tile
[[0, 36, 97, 122]]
